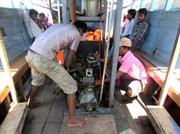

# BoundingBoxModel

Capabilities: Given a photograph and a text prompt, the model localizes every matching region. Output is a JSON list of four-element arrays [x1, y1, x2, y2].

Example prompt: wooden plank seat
[[133, 51, 180, 107], [133, 51, 180, 134], [0, 103, 28, 134], [147, 106, 180, 134]]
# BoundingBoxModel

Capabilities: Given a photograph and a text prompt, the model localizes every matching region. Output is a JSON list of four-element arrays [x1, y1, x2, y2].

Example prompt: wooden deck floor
[[22, 78, 156, 134]]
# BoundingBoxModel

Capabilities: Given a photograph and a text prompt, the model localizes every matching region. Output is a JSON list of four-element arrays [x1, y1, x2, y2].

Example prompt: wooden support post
[[159, 26, 180, 106], [0, 31, 18, 104], [71, 0, 76, 23]]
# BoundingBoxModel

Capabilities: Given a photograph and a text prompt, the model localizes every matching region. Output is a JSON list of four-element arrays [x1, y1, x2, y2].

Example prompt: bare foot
[[67, 117, 87, 127]]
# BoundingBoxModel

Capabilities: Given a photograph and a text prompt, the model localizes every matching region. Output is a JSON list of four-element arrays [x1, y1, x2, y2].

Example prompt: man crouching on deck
[[96, 37, 148, 100], [26, 21, 87, 127]]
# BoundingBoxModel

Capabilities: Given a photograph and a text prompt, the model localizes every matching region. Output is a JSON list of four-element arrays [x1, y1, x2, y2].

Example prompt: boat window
[[172, 0, 180, 9], [156, 0, 167, 10], [141, 0, 152, 10]]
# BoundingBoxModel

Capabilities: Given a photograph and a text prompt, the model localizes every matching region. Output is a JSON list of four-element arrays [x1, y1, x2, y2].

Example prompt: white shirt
[[122, 19, 135, 37], [30, 24, 80, 60], [24, 11, 42, 39]]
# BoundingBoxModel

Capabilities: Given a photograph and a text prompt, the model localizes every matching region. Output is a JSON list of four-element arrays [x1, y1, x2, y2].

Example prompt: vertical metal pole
[[57, 0, 61, 23], [159, 26, 180, 106], [49, 0, 52, 9], [98, 0, 102, 14], [140, 0, 144, 8], [71, 0, 76, 23], [109, 0, 123, 107], [150, 0, 158, 11], [105, 1, 110, 39], [99, 0, 115, 104], [0, 32, 18, 104], [165, 0, 173, 11], [62, 0, 67, 23], [11, 0, 14, 8]]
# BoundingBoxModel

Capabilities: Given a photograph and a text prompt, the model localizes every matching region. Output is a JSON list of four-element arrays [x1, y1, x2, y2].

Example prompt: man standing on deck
[[24, 9, 43, 42], [122, 9, 136, 38], [107, 9, 136, 62], [26, 21, 87, 127], [130, 8, 149, 50]]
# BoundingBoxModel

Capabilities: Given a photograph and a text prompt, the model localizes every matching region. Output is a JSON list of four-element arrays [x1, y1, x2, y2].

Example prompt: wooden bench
[[0, 51, 29, 103], [133, 51, 180, 134], [133, 51, 180, 107], [0, 103, 28, 134], [0, 52, 29, 134], [147, 106, 180, 134]]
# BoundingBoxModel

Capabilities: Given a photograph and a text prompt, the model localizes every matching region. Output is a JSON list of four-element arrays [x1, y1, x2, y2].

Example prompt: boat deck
[[22, 78, 156, 134]]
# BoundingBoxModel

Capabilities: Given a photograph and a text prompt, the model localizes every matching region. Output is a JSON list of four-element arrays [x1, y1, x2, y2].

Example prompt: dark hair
[[39, 13, 45, 17], [73, 20, 87, 33], [128, 9, 136, 18], [121, 46, 131, 50], [138, 8, 148, 16], [29, 9, 38, 16]]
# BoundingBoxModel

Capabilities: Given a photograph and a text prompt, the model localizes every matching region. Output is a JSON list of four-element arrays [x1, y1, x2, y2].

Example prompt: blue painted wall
[[0, 8, 31, 64], [141, 10, 180, 69]]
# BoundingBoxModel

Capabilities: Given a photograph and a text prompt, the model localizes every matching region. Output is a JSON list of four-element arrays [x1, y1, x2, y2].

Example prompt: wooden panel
[[11, 52, 29, 84], [60, 114, 118, 134], [147, 106, 180, 134], [142, 11, 180, 67], [0, 8, 31, 62]]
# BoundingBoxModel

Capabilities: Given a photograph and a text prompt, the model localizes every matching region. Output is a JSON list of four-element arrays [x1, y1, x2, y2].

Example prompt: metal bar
[[109, 0, 123, 107], [0, 32, 18, 104], [57, 0, 61, 23], [165, 0, 173, 11], [150, 0, 158, 11], [140, 0, 145, 8], [99, 0, 115, 104], [62, 0, 67, 23], [104, 1, 110, 40], [48, 0, 52, 10], [159, 25, 180, 106], [98, 0, 102, 14], [71, 0, 76, 22], [11, 0, 14, 8]]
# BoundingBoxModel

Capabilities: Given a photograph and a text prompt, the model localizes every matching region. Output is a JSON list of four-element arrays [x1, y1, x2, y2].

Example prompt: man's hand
[[93, 51, 100, 61], [95, 78, 110, 86], [116, 71, 124, 80], [95, 80, 102, 86]]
